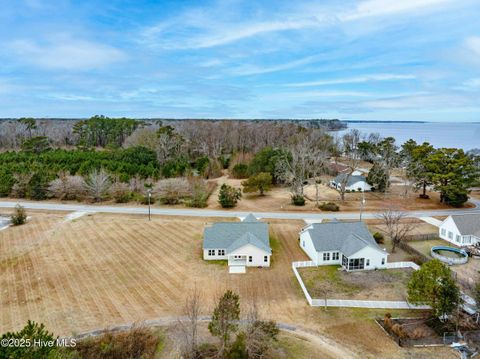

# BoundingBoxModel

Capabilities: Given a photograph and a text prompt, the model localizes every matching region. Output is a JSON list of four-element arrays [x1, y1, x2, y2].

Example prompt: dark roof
[[333, 173, 367, 187], [203, 214, 271, 254], [450, 214, 480, 237], [303, 221, 385, 257]]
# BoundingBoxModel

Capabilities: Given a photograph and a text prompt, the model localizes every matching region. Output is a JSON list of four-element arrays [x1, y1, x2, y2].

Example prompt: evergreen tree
[[218, 184, 242, 208]]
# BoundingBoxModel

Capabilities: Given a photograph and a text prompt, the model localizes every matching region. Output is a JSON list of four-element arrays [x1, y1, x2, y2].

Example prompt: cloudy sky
[[0, 0, 479, 121]]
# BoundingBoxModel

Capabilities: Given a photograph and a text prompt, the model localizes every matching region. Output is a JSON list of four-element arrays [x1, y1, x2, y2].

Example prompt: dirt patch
[[299, 266, 413, 301]]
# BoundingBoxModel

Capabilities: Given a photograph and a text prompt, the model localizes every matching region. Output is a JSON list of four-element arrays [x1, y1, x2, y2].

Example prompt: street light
[[147, 189, 152, 221]]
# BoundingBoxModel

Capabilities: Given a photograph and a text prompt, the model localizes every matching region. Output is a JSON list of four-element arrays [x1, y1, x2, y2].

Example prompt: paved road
[[0, 199, 479, 220]]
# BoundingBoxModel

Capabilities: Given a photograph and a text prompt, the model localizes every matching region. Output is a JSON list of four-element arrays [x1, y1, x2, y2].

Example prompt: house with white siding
[[439, 214, 480, 247], [330, 173, 372, 192], [299, 220, 388, 271], [203, 214, 271, 273]]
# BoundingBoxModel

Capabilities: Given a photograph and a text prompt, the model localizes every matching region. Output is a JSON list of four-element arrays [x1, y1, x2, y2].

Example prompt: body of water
[[336, 122, 480, 150]]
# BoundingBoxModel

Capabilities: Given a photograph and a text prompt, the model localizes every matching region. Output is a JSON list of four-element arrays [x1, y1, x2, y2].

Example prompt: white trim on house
[[439, 215, 480, 247]]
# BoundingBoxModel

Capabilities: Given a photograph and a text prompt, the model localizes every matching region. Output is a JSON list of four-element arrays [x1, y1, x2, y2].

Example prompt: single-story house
[[439, 214, 480, 247], [299, 220, 388, 271], [203, 214, 271, 273], [330, 173, 372, 192]]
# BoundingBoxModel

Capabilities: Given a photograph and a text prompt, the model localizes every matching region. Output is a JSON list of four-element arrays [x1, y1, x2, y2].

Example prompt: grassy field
[[0, 211, 457, 358], [408, 239, 453, 258], [298, 266, 413, 301]]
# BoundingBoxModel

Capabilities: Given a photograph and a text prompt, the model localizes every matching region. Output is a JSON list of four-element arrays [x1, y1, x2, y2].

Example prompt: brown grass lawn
[[0, 212, 456, 358], [299, 266, 413, 301], [408, 239, 453, 258]]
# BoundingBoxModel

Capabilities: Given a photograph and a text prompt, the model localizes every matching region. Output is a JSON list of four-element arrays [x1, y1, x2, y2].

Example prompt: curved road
[[0, 198, 479, 220]]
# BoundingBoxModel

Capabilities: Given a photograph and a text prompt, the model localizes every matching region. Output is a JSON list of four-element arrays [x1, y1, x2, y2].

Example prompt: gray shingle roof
[[304, 221, 384, 257], [203, 215, 271, 254], [450, 214, 480, 237], [333, 173, 367, 187], [243, 213, 259, 222]]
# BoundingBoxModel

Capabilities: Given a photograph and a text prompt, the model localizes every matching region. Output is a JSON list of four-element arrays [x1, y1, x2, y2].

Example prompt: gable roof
[[243, 213, 259, 222], [203, 214, 271, 254], [303, 221, 385, 257], [450, 214, 480, 237], [333, 173, 367, 187]]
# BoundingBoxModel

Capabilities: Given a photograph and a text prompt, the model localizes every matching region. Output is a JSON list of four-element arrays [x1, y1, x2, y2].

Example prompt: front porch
[[228, 255, 247, 274]]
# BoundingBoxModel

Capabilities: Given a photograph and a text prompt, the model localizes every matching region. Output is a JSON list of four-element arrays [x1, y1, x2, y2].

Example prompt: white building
[[439, 214, 480, 247], [299, 220, 388, 271], [330, 173, 372, 192], [203, 214, 271, 273]]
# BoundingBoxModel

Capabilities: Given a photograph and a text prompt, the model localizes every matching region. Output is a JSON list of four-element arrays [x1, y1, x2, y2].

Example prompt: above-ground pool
[[431, 246, 468, 265]]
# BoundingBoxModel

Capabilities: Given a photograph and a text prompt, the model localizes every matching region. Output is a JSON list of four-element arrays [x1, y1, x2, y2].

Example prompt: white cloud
[[341, 0, 454, 21], [10, 38, 126, 70], [465, 36, 480, 56], [140, 0, 456, 50], [284, 73, 416, 87], [228, 55, 322, 76]]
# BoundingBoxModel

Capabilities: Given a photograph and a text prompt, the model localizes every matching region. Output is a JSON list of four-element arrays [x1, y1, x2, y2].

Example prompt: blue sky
[[0, 0, 479, 121]]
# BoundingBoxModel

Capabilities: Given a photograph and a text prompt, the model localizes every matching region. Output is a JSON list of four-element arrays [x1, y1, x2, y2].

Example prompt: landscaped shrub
[[291, 195, 305, 206], [218, 184, 242, 208], [231, 163, 249, 179], [318, 202, 339, 211], [11, 204, 27, 226], [373, 232, 385, 244]]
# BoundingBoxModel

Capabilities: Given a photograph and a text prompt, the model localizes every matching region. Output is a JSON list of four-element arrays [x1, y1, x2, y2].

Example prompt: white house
[[299, 220, 388, 271], [439, 214, 480, 247], [203, 214, 271, 273], [330, 173, 372, 192]]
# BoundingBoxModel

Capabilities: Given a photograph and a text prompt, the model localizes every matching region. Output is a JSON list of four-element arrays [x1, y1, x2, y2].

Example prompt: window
[[302, 241, 305, 247], [366, 259, 370, 266], [441, 228, 446, 236], [264, 256, 268, 262], [342, 255, 348, 268], [456, 235, 461, 243], [448, 231, 453, 239], [208, 249, 215, 256], [381, 258, 385, 265], [218, 249, 225, 256], [332, 252, 339, 260], [249, 256, 252, 263], [348, 258, 364, 270], [323, 252, 330, 261]]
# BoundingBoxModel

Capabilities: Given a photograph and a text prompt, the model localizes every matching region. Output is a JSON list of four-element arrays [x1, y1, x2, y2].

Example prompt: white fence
[[292, 261, 315, 305], [385, 261, 419, 270], [292, 261, 429, 309]]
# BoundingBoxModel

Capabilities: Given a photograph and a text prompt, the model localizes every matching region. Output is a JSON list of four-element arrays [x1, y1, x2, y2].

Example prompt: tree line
[[0, 117, 478, 207]]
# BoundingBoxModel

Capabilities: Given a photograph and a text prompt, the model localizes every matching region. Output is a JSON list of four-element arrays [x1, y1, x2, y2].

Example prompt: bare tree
[[377, 205, 415, 253], [47, 172, 85, 200], [11, 173, 33, 198], [83, 168, 111, 202], [338, 129, 362, 201], [176, 285, 202, 359], [154, 178, 191, 204], [243, 294, 279, 359]]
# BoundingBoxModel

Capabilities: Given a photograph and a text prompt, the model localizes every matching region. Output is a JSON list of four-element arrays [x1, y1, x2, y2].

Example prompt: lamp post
[[359, 189, 366, 221], [147, 189, 152, 221]]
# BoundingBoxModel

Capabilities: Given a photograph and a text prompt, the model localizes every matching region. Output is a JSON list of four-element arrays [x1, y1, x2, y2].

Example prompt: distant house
[[439, 214, 480, 247], [299, 220, 388, 271], [203, 214, 271, 273], [330, 173, 372, 192]]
